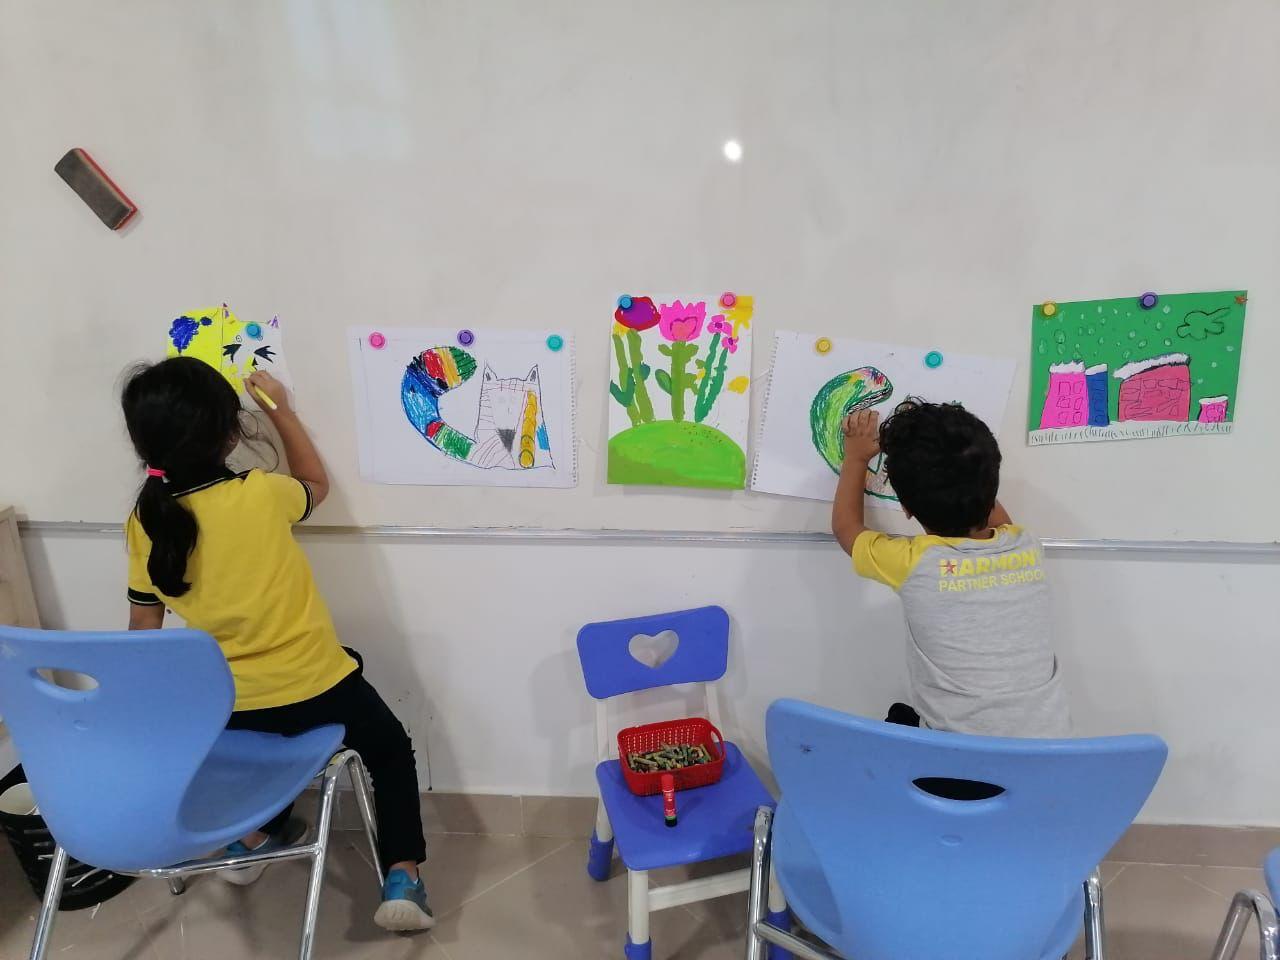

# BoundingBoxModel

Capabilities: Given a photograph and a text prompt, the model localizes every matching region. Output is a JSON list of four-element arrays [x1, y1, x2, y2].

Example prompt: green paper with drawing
[[1027, 291, 1247, 444], [607, 294, 753, 489]]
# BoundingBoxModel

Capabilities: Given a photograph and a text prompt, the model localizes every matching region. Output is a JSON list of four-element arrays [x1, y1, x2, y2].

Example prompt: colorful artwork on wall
[[606, 293, 753, 490], [751, 332, 1015, 505], [1028, 291, 1247, 444], [348, 327, 577, 487]]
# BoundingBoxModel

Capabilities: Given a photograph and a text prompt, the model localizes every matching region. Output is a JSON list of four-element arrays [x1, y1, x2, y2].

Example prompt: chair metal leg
[[1084, 868, 1106, 960], [168, 877, 187, 896], [766, 861, 794, 960], [745, 806, 773, 960], [345, 752, 384, 887], [28, 845, 68, 960], [1210, 890, 1280, 960], [625, 869, 651, 960], [588, 797, 615, 882], [298, 758, 341, 960]]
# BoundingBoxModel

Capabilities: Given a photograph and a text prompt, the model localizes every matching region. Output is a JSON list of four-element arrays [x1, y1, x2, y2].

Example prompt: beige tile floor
[[0, 831, 1267, 960]]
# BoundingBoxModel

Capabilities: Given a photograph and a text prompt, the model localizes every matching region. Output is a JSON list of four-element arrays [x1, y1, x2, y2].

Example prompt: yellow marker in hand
[[252, 386, 278, 411]]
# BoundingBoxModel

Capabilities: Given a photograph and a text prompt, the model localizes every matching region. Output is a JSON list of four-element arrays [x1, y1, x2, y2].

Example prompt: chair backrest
[[576, 605, 729, 700], [0, 625, 234, 870], [766, 699, 1167, 960]]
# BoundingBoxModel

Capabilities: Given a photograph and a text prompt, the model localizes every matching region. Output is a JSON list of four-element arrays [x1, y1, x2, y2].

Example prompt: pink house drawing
[[1113, 353, 1191, 422], [1038, 361, 1088, 429], [1198, 396, 1229, 423]]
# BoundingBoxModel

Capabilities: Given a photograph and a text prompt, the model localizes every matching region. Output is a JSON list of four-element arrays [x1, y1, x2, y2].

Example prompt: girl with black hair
[[122, 357, 432, 931]]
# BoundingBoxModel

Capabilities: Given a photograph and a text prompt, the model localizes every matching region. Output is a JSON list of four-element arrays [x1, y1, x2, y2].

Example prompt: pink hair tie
[[145, 466, 168, 482]]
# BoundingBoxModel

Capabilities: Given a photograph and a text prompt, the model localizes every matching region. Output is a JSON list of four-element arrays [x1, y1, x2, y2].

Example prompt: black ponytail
[[121, 357, 246, 597], [135, 473, 199, 595]]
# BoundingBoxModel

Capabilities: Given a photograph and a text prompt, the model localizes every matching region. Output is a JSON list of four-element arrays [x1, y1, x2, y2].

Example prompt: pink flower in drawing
[[614, 296, 660, 331], [722, 334, 739, 354], [707, 314, 732, 337], [658, 300, 706, 342]]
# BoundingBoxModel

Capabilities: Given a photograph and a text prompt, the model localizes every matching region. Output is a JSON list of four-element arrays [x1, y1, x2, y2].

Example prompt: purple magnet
[[458, 329, 475, 346], [1138, 292, 1159, 310], [368, 332, 386, 349]]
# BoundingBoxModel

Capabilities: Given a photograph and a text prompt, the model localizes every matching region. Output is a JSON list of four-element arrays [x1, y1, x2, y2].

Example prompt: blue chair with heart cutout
[[576, 605, 787, 960]]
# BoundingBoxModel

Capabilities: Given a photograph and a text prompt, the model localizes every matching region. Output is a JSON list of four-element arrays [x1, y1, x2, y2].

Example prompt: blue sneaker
[[374, 868, 434, 931], [219, 817, 307, 887]]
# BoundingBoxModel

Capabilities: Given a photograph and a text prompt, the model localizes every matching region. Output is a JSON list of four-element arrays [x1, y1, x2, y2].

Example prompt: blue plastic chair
[[0, 625, 383, 960], [576, 606, 784, 960], [746, 699, 1168, 960], [1209, 847, 1280, 960]]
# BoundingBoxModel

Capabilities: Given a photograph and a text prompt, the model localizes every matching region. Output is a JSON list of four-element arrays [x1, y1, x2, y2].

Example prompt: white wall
[[19, 529, 1278, 826], [4, 0, 1280, 540]]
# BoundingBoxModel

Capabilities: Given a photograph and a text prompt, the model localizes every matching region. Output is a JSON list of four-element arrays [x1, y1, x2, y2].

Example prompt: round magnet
[[925, 350, 944, 369], [1042, 301, 1058, 317], [720, 292, 737, 308], [546, 334, 564, 351], [368, 332, 386, 349], [458, 329, 475, 346], [245, 322, 263, 340], [617, 295, 633, 309], [815, 337, 833, 354], [1138, 292, 1159, 310]]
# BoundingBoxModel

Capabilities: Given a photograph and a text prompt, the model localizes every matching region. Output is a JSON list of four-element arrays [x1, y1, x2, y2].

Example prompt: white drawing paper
[[751, 332, 1016, 505], [348, 326, 577, 488]]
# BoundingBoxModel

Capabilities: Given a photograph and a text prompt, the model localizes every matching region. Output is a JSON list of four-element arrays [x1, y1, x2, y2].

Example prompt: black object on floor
[[0, 765, 134, 910]]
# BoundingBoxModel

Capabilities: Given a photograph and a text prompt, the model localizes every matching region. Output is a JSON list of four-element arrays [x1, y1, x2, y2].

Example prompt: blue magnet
[[457, 329, 475, 346], [617, 295, 633, 309], [244, 322, 263, 340], [924, 350, 944, 369], [546, 334, 564, 352], [1138, 292, 1158, 310]]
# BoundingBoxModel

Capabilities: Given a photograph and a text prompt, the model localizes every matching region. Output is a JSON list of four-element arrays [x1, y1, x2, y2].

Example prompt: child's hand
[[245, 371, 290, 414], [842, 410, 881, 466]]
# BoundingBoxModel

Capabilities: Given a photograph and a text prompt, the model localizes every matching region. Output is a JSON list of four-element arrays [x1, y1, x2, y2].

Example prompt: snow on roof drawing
[[1113, 353, 1189, 381]]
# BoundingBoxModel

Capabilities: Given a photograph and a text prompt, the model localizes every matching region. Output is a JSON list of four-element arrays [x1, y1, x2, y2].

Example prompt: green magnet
[[924, 350, 944, 369]]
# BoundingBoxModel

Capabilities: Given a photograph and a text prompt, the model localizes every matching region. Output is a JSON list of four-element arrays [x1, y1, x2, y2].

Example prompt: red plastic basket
[[617, 717, 725, 796]]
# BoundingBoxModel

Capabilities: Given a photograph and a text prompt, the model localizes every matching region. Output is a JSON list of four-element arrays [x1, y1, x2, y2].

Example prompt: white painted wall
[[18, 529, 1277, 826], [5, 0, 1280, 540]]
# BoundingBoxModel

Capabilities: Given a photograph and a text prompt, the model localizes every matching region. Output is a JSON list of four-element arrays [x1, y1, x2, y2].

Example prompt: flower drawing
[[608, 291, 754, 491], [614, 296, 660, 331], [658, 300, 706, 342]]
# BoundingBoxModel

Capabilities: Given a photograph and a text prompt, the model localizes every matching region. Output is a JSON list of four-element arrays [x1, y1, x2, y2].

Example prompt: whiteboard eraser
[[54, 148, 138, 230]]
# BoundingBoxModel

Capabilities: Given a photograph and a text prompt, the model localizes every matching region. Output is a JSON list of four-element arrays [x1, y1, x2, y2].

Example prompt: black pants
[[226, 654, 427, 870], [884, 702, 1003, 801]]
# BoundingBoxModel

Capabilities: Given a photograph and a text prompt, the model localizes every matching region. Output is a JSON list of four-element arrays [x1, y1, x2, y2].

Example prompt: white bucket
[[0, 782, 38, 816]]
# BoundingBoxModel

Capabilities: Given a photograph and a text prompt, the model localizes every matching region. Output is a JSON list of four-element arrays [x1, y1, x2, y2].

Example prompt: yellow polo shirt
[[126, 469, 356, 711]]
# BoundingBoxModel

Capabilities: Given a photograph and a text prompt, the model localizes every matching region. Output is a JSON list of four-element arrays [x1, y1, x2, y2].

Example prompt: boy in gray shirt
[[832, 400, 1071, 740]]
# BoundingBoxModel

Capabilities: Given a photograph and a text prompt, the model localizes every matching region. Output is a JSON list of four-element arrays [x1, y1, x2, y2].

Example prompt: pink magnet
[[368, 332, 387, 349], [719, 292, 737, 308]]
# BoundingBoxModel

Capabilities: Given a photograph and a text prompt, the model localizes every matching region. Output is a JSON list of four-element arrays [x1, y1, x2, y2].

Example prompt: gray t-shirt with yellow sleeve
[[853, 524, 1071, 738]]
